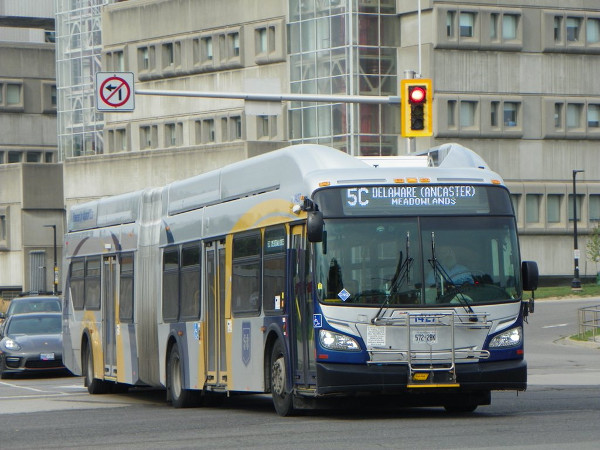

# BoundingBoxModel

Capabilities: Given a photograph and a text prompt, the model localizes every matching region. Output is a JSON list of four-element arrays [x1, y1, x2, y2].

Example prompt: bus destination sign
[[342, 185, 489, 215]]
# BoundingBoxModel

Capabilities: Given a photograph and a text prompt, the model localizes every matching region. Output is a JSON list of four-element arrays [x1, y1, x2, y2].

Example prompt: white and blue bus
[[62, 143, 538, 415]]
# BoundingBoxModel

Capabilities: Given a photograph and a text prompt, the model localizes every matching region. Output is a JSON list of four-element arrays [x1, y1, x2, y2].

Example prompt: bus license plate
[[412, 330, 437, 344], [40, 353, 55, 361]]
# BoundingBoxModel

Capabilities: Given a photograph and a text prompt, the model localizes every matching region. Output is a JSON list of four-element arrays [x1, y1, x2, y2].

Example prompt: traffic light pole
[[404, 70, 417, 154], [136, 89, 400, 105]]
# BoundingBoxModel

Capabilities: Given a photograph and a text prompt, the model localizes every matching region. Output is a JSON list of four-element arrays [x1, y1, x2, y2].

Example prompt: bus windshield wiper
[[373, 232, 413, 322], [428, 232, 477, 320]]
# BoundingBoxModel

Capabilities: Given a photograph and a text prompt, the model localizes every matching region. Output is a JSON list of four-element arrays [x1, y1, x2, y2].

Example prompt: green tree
[[587, 225, 600, 273]]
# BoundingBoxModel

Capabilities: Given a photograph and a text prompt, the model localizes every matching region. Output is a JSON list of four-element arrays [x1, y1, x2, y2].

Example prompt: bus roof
[[68, 143, 503, 232]]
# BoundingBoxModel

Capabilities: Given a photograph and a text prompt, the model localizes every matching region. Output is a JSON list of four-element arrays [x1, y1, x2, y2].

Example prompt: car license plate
[[412, 330, 437, 344], [40, 353, 55, 361]]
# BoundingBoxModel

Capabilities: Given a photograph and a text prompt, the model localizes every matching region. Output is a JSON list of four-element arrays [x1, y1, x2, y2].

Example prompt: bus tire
[[270, 340, 295, 416], [168, 344, 197, 408], [84, 343, 108, 394]]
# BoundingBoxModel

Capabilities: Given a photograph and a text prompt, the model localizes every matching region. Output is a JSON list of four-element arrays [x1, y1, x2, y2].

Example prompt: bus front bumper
[[315, 359, 527, 396]]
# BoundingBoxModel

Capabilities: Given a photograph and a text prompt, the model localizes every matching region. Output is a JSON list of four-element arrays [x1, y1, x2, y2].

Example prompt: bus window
[[85, 257, 101, 310], [263, 226, 286, 315], [70, 259, 85, 310], [180, 243, 201, 320], [232, 232, 261, 316], [162, 247, 180, 322], [119, 252, 134, 322]]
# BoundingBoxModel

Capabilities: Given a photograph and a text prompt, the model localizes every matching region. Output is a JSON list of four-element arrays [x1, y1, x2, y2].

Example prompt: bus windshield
[[314, 216, 522, 307]]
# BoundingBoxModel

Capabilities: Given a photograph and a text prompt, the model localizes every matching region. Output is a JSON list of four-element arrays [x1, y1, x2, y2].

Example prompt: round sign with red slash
[[96, 72, 135, 112]]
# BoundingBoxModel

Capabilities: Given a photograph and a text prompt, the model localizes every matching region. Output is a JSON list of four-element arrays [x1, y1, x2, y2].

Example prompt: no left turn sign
[[96, 72, 135, 112]]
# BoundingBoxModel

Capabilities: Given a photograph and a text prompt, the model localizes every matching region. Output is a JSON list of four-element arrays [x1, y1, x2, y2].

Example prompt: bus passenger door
[[205, 240, 227, 388], [290, 225, 316, 388], [102, 255, 118, 379]]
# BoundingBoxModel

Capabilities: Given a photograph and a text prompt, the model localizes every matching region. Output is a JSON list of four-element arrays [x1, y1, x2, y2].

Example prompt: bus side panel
[[229, 317, 266, 392], [135, 189, 163, 387], [116, 322, 139, 385]]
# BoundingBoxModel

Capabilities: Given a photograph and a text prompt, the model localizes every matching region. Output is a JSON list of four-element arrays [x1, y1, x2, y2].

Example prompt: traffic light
[[401, 78, 433, 137]]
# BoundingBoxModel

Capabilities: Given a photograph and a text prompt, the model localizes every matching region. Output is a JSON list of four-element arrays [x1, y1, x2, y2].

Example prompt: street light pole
[[571, 170, 584, 290], [44, 224, 58, 295]]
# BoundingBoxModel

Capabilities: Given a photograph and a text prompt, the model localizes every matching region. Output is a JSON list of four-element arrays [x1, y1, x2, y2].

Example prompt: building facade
[[54, 0, 600, 279], [0, 0, 62, 300]]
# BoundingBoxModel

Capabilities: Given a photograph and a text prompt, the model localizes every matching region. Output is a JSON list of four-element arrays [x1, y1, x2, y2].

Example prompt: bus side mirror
[[521, 261, 539, 292], [307, 211, 324, 243]]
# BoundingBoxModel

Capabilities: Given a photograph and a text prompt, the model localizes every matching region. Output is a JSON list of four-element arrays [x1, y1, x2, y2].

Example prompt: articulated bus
[[62, 143, 538, 415]]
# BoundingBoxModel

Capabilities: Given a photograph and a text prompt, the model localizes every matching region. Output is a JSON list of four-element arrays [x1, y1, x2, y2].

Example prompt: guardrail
[[578, 305, 600, 341]]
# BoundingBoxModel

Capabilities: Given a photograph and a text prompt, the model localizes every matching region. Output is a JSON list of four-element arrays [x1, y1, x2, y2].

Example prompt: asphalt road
[[0, 297, 598, 449]]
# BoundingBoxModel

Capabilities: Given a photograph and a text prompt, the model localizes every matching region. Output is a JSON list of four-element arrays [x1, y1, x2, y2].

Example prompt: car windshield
[[314, 216, 522, 307], [6, 315, 62, 336], [8, 298, 61, 315]]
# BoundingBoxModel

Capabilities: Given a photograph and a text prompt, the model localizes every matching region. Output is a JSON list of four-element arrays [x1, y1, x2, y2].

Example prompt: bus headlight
[[489, 326, 522, 348], [319, 330, 361, 351]]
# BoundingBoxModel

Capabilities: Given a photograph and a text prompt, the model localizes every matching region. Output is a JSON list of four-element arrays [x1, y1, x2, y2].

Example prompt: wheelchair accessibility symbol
[[313, 314, 323, 328]]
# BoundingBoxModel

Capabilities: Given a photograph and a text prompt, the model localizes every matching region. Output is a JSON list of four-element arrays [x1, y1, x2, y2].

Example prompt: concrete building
[[0, 0, 62, 300], [55, 0, 600, 281]]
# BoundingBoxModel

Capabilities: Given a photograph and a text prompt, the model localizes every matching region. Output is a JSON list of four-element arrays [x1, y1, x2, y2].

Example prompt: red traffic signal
[[408, 86, 426, 104], [401, 78, 433, 137]]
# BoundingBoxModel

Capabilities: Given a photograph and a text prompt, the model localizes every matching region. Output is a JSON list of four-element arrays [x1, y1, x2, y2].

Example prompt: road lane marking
[[542, 323, 569, 328]]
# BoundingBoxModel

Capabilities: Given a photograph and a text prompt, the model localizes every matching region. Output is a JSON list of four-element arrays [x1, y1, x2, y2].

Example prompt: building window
[[446, 11, 455, 37], [588, 104, 600, 128], [0, 214, 6, 242], [491, 101, 500, 127], [502, 14, 518, 40], [203, 36, 213, 61], [490, 13, 498, 40], [202, 119, 215, 143], [547, 194, 562, 223], [447, 100, 457, 127], [510, 194, 520, 219], [554, 103, 563, 128], [113, 50, 124, 71], [8, 151, 21, 163], [567, 103, 583, 129], [139, 47, 149, 70], [257, 115, 278, 139], [229, 32, 240, 57], [140, 126, 152, 149], [526, 194, 541, 223], [165, 123, 180, 147], [231, 116, 242, 140], [566, 17, 581, 42], [587, 18, 600, 44], [115, 128, 127, 151], [26, 152, 41, 163], [504, 102, 518, 127], [568, 195, 584, 222], [590, 195, 600, 221], [554, 16, 562, 42], [460, 101, 477, 127], [256, 28, 267, 54], [6, 83, 22, 105], [163, 43, 174, 67], [459, 12, 475, 38]]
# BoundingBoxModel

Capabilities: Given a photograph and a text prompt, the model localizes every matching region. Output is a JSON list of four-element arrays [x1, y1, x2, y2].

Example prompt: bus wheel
[[84, 343, 108, 394], [270, 340, 294, 416], [168, 344, 197, 408]]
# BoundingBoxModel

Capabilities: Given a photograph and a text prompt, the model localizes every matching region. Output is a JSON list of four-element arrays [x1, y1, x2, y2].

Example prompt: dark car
[[0, 295, 61, 322], [0, 312, 67, 379]]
